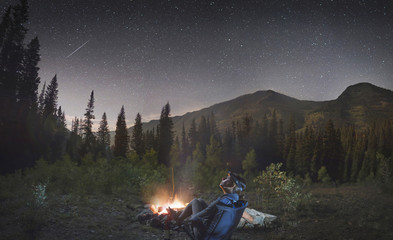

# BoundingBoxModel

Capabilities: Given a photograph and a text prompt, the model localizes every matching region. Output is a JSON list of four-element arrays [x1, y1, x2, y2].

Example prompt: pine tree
[[205, 135, 223, 171], [170, 137, 181, 169], [56, 106, 66, 129], [341, 124, 356, 182], [198, 115, 209, 151], [268, 110, 278, 164], [66, 117, 82, 161], [296, 126, 315, 176], [82, 90, 96, 155], [97, 112, 110, 156], [188, 118, 198, 151], [0, 2, 30, 172], [42, 75, 58, 118], [131, 112, 145, 158], [210, 112, 219, 140], [238, 114, 253, 156], [0, 0, 28, 107], [0, 6, 12, 48], [37, 81, 46, 115], [192, 142, 205, 164], [321, 120, 343, 183], [50, 106, 67, 161], [243, 149, 257, 178], [158, 102, 173, 166], [18, 36, 40, 110], [114, 106, 129, 158], [181, 123, 189, 165], [277, 118, 285, 159], [311, 131, 323, 181], [359, 126, 378, 181], [285, 115, 297, 173], [350, 132, 367, 181], [144, 129, 156, 152], [222, 127, 234, 168]]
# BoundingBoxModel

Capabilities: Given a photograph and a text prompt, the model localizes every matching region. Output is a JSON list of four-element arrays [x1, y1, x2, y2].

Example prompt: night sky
[[1, 0, 393, 130]]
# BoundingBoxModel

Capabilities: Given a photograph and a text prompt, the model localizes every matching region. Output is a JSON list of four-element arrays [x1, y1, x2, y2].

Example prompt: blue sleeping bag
[[189, 193, 248, 240]]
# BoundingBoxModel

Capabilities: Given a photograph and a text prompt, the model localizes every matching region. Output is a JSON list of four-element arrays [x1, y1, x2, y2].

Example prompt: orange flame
[[150, 196, 187, 215]]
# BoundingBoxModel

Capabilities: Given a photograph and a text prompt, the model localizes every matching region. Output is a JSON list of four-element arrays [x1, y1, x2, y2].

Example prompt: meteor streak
[[66, 40, 90, 58]]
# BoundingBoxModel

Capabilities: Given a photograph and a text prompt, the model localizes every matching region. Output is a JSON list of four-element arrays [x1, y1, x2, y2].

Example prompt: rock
[[137, 209, 158, 224]]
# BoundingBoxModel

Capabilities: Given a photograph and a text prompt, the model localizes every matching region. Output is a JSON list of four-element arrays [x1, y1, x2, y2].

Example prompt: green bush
[[377, 153, 393, 193], [7, 151, 170, 200], [254, 163, 311, 213], [317, 166, 331, 184]]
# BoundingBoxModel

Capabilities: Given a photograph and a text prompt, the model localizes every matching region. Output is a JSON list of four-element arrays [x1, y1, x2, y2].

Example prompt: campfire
[[150, 196, 188, 215], [148, 168, 188, 215]]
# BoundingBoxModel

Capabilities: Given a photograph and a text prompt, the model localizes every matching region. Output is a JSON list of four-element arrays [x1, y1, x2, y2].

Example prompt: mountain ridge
[[121, 82, 393, 140]]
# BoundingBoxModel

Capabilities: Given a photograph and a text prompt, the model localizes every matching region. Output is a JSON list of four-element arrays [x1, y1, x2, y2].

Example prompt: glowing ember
[[150, 198, 187, 215]]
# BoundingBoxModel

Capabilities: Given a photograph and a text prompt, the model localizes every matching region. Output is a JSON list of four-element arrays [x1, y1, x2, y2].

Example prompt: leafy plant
[[254, 163, 311, 212]]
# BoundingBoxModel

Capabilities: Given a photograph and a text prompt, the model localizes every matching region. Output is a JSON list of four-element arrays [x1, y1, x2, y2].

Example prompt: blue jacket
[[189, 193, 248, 240]]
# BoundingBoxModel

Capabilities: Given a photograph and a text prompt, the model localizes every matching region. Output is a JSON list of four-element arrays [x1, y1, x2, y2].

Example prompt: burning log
[[137, 198, 188, 230]]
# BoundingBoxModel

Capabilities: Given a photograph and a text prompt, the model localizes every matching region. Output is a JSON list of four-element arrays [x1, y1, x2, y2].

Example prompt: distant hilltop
[[125, 82, 393, 137]]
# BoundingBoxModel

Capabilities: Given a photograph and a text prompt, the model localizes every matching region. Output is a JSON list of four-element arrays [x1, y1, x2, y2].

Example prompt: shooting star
[[66, 40, 90, 58]]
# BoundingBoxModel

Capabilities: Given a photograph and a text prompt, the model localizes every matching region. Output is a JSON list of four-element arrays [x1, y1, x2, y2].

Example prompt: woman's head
[[219, 172, 246, 194]]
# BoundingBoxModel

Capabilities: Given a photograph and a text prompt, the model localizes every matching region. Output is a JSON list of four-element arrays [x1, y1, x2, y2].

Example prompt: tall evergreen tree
[[350, 131, 367, 181], [0, 1, 30, 173], [37, 81, 46, 115], [341, 124, 356, 182], [0, 0, 28, 107], [188, 118, 198, 151], [56, 106, 66, 129], [97, 112, 110, 156], [205, 135, 223, 170], [242, 149, 257, 178], [158, 102, 173, 166], [268, 110, 278, 163], [285, 115, 297, 173], [198, 115, 209, 151], [131, 112, 145, 158], [81, 90, 96, 155], [181, 123, 189, 165], [359, 126, 378, 181], [170, 137, 181, 169], [0, 6, 12, 48], [321, 120, 344, 182], [50, 106, 67, 161], [209, 112, 219, 140], [66, 117, 82, 161], [114, 106, 129, 158], [222, 127, 234, 168], [144, 128, 156, 152], [295, 126, 315, 176], [42, 75, 58, 118], [311, 131, 323, 181], [18, 36, 40, 110]]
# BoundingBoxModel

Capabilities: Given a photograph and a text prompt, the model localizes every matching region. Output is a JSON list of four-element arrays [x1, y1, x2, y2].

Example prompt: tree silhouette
[[97, 112, 111, 158], [131, 112, 145, 158], [81, 90, 96, 155], [158, 102, 173, 166], [114, 106, 129, 158]]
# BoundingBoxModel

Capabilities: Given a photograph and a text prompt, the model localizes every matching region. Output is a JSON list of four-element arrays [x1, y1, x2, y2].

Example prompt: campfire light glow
[[150, 197, 187, 215]]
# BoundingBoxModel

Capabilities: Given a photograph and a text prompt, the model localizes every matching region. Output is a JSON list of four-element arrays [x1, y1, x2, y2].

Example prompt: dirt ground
[[1, 184, 393, 240]]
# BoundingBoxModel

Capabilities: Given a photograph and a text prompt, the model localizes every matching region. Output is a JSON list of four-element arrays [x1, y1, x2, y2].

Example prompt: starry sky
[[1, 0, 393, 130]]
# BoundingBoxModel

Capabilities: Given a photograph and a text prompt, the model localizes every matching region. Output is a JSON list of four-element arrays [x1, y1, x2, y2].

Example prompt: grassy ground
[[1, 184, 393, 240]]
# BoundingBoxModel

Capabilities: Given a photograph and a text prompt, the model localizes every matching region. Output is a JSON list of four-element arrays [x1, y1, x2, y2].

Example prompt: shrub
[[377, 153, 393, 193], [254, 163, 311, 213], [317, 166, 331, 184]]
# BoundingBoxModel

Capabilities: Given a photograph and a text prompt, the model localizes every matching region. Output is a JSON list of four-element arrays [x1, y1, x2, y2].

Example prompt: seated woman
[[168, 172, 250, 240]]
